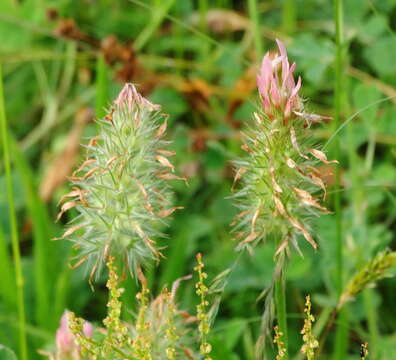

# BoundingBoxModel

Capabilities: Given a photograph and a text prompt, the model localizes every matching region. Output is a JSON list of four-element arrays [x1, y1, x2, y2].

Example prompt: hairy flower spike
[[232, 40, 337, 254], [58, 83, 181, 279]]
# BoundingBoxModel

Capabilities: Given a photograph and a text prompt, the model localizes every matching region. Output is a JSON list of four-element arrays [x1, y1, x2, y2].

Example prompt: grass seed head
[[338, 250, 396, 309]]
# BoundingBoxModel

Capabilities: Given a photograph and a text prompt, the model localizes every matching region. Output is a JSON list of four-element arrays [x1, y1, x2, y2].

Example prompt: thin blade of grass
[[332, 0, 349, 358], [0, 226, 16, 309], [248, 0, 262, 59], [282, 0, 296, 34], [95, 54, 108, 120], [10, 134, 56, 330], [134, 0, 177, 51], [0, 63, 28, 360]]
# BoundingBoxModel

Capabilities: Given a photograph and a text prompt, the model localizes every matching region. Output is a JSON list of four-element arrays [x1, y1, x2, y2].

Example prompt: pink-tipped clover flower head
[[57, 83, 185, 280], [257, 39, 302, 122], [231, 40, 337, 256], [56, 310, 93, 356]]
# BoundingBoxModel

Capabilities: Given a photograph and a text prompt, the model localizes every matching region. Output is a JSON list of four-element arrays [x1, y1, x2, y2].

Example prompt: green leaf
[[289, 34, 334, 85], [222, 318, 246, 350], [356, 15, 388, 44], [0, 345, 17, 360], [378, 106, 396, 135], [363, 36, 396, 76], [352, 83, 381, 124], [149, 86, 188, 120]]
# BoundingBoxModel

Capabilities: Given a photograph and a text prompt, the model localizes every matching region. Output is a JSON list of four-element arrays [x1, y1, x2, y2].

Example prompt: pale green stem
[[282, 0, 297, 34], [364, 288, 378, 359], [248, 0, 263, 59], [95, 54, 109, 120], [333, 0, 349, 358]]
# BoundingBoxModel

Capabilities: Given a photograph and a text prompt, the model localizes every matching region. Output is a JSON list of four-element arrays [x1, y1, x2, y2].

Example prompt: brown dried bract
[[155, 155, 174, 171], [309, 149, 338, 165]]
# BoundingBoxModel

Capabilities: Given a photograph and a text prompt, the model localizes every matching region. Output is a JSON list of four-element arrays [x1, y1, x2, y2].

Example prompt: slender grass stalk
[[198, 0, 209, 61], [174, 1, 186, 76], [0, 223, 16, 309], [364, 288, 378, 357], [0, 64, 28, 360], [333, 0, 344, 302], [95, 54, 108, 120], [243, 326, 254, 360], [362, 131, 379, 359], [282, 0, 296, 34], [333, 0, 348, 358], [134, 0, 177, 51], [248, 0, 262, 59], [333, 310, 348, 360], [275, 269, 288, 360], [10, 135, 53, 329], [128, 0, 221, 49], [198, 0, 208, 33]]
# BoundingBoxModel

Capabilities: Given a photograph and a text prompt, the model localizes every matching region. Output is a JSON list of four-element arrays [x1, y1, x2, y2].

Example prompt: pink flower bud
[[115, 83, 160, 112], [257, 39, 302, 122], [55, 310, 93, 355], [55, 311, 75, 353], [83, 321, 94, 338]]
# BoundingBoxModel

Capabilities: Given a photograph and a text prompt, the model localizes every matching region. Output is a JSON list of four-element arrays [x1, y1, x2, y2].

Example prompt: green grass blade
[[133, 0, 177, 51], [282, 0, 296, 34], [0, 226, 16, 309], [332, 0, 348, 358], [10, 135, 56, 330], [129, 0, 221, 49], [248, 0, 262, 59], [333, 0, 344, 301], [0, 64, 28, 360]]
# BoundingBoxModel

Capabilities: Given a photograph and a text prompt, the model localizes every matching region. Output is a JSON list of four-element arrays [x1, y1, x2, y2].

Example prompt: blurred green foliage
[[0, 0, 395, 359]]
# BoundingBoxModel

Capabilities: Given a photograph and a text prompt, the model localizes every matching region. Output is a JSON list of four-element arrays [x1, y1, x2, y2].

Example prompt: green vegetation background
[[0, 0, 395, 359]]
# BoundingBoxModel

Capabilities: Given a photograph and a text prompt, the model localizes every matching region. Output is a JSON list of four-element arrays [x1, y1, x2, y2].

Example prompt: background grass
[[0, 0, 396, 359]]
